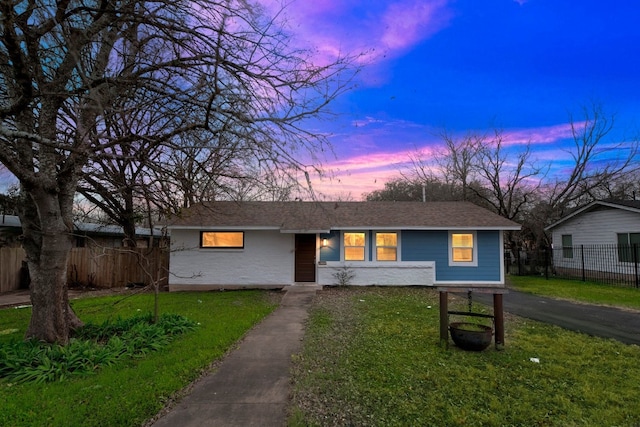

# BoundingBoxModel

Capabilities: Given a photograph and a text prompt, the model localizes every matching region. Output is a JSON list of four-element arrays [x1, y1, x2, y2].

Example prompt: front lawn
[[0, 290, 280, 426], [290, 287, 640, 426], [508, 275, 640, 310]]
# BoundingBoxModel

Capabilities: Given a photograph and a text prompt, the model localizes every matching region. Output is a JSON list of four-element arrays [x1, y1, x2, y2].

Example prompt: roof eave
[[169, 224, 521, 231], [546, 200, 640, 231]]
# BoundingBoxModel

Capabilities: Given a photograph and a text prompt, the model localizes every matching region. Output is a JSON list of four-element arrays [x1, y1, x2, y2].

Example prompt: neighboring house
[[0, 215, 167, 292], [0, 215, 163, 248], [546, 199, 640, 279], [167, 201, 520, 290]]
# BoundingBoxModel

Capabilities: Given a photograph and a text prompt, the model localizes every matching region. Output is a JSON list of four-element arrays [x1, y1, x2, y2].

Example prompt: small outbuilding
[[167, 201, 520, 290]]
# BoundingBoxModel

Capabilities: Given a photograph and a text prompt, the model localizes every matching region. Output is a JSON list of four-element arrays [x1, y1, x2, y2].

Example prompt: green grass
[[508, 275, 640, 310], [0, 290, 280, 426], [290, 287, 640, 427]]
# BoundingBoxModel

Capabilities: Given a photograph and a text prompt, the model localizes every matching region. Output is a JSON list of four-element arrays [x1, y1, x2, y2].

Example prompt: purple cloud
[[257, 0, 454, 68], [380, 0, 452, 51]]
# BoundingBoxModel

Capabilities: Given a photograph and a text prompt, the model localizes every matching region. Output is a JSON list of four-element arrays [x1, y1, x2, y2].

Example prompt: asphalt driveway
[[473, 289, 640, 346]]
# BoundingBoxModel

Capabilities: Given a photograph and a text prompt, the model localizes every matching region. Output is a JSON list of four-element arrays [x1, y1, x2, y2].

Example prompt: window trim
[[617, 232, 640, 263], [343, 231, 367, 262], [561, 234, 573, 259], [448, 231, 478, 267], [200, 231, 245, 249], [374, 231, 399, 262]]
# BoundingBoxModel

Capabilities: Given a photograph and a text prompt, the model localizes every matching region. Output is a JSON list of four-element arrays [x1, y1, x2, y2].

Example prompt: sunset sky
[[1, 1, 638, 202], [262, 0, 640, 199]]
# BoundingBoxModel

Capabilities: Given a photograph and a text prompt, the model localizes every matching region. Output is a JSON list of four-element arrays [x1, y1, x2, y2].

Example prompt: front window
[[344, 232, 366, 261], [617, 233, 640, 263], [376, 232, 397, 261], [561, 234, 573, 259], [452, 233, 474, 262], [201, 231, 244, 248], [449, 232, 477, 267]]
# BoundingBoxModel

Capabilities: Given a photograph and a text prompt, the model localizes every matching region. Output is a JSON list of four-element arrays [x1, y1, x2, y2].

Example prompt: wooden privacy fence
[[0, 247, 169, 293]]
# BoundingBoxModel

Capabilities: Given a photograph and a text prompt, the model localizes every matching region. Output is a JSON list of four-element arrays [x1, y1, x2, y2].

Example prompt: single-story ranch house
[[167, 201, 520, 290]]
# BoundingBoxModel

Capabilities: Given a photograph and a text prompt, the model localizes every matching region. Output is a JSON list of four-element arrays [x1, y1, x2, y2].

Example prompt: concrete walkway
[[150, 285, 319, 427]]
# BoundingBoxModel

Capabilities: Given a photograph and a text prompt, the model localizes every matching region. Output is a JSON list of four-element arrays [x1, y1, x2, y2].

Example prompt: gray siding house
[[546, 200, 640, 275]]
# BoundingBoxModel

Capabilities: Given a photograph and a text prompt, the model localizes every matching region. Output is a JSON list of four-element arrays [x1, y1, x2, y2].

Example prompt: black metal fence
[[507, 244, 640, 288]]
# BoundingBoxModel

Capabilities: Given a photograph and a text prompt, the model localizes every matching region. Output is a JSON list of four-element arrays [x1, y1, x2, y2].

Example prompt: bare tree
[[532, 103, 639, 246], [435, 131, 483, 201], [470, 130, 544, 222], [593, 170, 640, 200], [404, 131, 483, 203], [0, 0, 355, 343]]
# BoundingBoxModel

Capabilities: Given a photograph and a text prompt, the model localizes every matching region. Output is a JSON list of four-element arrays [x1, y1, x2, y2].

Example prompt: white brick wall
[[318, 262, 435, 286], [169, 229, 295, 287]]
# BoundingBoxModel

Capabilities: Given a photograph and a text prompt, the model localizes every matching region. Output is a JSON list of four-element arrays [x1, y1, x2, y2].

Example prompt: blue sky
[[258, 0, 640, 198], [2, 1, 638, 200]]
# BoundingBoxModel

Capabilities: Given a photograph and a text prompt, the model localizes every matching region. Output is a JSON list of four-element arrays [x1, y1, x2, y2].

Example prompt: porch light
[[321, 238, 328, 247]]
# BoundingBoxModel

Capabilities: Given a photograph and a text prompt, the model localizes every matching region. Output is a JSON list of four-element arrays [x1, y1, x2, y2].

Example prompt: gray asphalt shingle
[[168, 201, 520, 231]]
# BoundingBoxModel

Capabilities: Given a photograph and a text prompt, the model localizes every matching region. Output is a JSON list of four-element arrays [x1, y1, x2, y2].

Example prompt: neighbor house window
[[344, 232, 366, 261], [617, 233, 640, 263], [449, 232, 477, 266], [376, 232, 397, 261], [201, 231, 244, 248], [561, 234, 573, 259]]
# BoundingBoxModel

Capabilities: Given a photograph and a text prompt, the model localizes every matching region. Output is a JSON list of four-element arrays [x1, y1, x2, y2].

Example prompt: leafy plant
[[0, 313, 197, 384], [332, 265, 356, 286]]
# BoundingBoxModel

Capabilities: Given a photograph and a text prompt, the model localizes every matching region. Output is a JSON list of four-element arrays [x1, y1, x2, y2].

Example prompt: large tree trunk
[[21, 190, 83, 344]]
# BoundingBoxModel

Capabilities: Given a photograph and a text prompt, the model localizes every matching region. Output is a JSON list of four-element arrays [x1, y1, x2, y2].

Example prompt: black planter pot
[[449, 322, 493, 351]]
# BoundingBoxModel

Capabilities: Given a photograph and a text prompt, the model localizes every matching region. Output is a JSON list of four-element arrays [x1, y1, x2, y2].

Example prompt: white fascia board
[[434, 280, 506, 286], [280, 229, 331, 234], [545, 202, 596, 231], [167, 225, 281, 231], [328, 226, 521, 231], [546, 200, 640, 231], [169, 225, 521, 231]]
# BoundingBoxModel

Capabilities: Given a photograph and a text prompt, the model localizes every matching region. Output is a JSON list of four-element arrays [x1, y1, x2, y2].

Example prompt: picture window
[[201, 231, 244, 248]]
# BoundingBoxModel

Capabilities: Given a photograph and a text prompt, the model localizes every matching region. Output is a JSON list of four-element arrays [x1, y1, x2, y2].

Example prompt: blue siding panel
[[402, 230, 448, 262], [402, 230, 501, 282], [369, 230, 374, 261], [322, 229, 502, 282], [319, 231, 340, 262]]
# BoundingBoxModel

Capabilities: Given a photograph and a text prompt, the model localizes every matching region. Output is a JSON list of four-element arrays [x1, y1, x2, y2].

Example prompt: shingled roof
[[168, 201, 520, 232]]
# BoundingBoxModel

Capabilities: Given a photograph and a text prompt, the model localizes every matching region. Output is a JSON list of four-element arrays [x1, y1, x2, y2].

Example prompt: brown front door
[[295, 234, 316, 282]]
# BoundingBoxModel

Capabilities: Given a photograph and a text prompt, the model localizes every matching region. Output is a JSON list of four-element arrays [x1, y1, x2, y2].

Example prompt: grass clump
[[290, 287, 640, 427], [0, 313, 197, 384], [0, 289, 280, 426]]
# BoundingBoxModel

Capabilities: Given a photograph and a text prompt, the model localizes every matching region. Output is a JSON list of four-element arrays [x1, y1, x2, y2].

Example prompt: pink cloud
[[256, 0, 454, 68], [307, 120, 585, 199], [311, 167, 402, 200], [502, 123, 576, 146], [380, 0, 452, 51]]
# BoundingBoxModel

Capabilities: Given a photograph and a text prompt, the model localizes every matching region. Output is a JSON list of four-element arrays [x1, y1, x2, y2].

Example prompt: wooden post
[[439, 291, 449, 348], [493, 293, 505, 350]]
